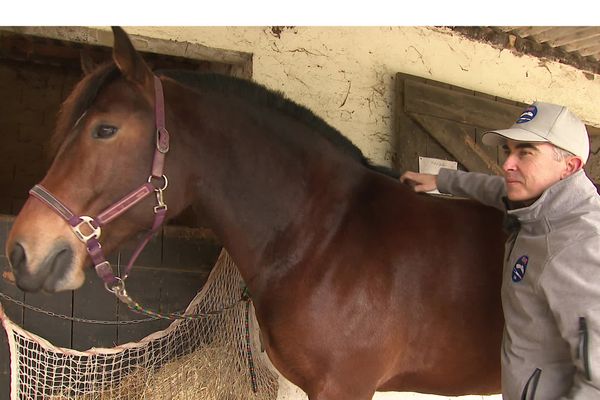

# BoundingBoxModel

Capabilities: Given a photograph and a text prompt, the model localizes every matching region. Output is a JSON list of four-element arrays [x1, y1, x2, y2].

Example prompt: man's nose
[[502, 154, 517, 172]]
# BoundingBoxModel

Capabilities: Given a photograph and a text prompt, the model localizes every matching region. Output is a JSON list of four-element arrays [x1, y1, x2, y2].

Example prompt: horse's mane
[[53, 62, 398, 178], [158, 69, 398, 177]]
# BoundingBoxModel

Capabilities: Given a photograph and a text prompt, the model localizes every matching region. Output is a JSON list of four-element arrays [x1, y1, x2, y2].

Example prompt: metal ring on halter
[[104, 277, 125, 295], [147, 174, 168, 191]]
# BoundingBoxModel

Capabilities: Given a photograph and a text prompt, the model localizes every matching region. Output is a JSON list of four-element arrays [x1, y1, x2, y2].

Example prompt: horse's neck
[[175, 87, 362, 288]]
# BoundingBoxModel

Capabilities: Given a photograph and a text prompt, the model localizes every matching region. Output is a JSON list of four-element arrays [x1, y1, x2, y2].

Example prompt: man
[[400, 101, 600, 399]]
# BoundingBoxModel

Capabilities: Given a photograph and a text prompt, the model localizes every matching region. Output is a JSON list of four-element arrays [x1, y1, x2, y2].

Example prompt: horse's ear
[[80, 50, 97, 75], [111, 26, 153, 91]]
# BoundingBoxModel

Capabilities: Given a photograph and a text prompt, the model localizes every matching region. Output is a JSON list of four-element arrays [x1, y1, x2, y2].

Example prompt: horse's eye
[[93, 125, 118, 139]]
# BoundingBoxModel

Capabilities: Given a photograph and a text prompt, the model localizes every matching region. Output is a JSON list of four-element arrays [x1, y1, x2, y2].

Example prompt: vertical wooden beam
[[394, 73, 428, 173]]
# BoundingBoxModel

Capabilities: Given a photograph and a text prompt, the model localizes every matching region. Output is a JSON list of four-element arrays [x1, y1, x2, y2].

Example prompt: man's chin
[[506, 191, 540, 208]]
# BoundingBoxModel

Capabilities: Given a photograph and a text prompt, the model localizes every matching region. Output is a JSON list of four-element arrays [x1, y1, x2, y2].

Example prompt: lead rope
[[115, 284, 260, 392]]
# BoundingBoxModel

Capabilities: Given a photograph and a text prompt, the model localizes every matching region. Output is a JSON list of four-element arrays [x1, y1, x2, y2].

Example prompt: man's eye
[[93, 125, 118, 139]]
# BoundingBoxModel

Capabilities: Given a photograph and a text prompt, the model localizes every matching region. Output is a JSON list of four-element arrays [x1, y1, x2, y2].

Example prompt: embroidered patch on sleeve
[[512, 255, 529, 283]]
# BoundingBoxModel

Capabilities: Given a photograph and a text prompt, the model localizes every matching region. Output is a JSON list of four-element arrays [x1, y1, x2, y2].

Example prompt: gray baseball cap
[[482, 101, 590, 164]]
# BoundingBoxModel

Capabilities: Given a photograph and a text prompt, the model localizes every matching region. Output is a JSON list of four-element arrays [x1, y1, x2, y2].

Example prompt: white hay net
[[0, 250, 278, 400]]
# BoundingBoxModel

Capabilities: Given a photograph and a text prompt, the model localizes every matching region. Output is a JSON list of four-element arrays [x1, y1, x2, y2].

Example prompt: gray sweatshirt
[[437, 168, 600, 399]]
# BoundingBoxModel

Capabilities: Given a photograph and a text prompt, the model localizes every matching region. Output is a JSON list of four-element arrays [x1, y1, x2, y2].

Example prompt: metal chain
[[111, 282, 247, 320], [0, 288, 247, 324], [0, 291, 159, 325], [1, 258, 247, 324]]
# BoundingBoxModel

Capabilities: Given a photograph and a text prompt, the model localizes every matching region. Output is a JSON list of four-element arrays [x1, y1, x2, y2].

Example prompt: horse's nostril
[[9, 242, 27, 273]]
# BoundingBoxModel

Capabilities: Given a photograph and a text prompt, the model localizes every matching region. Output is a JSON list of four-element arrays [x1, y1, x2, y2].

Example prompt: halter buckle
[[72, 216, 101, 242]]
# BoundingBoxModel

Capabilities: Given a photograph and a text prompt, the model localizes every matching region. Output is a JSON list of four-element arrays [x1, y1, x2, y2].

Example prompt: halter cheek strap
[[28, 76, 170, 291]]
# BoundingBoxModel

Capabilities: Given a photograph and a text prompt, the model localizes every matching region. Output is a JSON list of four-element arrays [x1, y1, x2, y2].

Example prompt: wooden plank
[[23, 290, 72, 348], [394, 73, 428, 173], [404, 79, 523, 129], [449, 85, 473, 96], [585, 135, 600, 183], [425, 135, 455, 164], [116, 268, 170, 345], [117, 228, 163, 270], [473, 90, 496, 102], [496, 96, 525, 108], [409, 113, 503, 175], [424, 116, 473, 172], [1, 255, 22, 400], [0, 335, 9, 400], [159, 270, 207, 314], [71, 268, 118, 350], [548, 28, 600, 48], [574, 43, 600, 57], [1, 216, 19, 400], [162, 225, 220, 272], [160, 269, 216, 348], [476, 127, 501, 166], [1, 261, 24, 324], [0, 215, 24, 326], [0, 27, 252, 68], [507, 27, 555, 37], [404, 77, 600, 138], [0, 215, 13, 255], [588, 125, 600, 137], [531, 27, 597, 46]]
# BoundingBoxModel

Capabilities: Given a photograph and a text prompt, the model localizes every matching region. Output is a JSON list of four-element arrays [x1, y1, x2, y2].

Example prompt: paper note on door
[[418, 157, 457, 195]]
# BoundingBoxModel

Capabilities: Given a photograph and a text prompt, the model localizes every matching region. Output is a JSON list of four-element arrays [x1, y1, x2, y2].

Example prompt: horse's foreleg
[[275, 374, 375, 400]]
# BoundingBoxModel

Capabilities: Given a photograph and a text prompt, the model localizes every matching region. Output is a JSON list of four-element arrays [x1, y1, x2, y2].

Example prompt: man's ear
[[562, 156, 584, 179]]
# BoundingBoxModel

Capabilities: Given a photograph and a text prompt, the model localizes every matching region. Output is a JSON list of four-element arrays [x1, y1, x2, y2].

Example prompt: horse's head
[[6, 27, 186, 293]]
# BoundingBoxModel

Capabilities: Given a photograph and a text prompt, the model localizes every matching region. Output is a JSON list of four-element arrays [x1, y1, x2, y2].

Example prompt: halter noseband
[[28, 76, 170, 292]]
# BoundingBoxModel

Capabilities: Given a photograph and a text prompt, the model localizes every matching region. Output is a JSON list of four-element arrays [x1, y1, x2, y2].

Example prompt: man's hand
[[399, 171, 438, 193]]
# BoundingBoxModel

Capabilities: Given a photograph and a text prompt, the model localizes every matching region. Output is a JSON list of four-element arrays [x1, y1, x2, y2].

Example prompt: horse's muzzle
[[9, 242, 74, 293]]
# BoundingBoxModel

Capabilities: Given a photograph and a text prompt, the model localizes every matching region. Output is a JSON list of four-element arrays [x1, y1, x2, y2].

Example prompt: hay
[[48, 344, 273, 400]]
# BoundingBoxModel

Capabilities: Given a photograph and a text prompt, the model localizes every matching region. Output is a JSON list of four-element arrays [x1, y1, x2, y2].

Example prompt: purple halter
[[28, 76, 170, 291]]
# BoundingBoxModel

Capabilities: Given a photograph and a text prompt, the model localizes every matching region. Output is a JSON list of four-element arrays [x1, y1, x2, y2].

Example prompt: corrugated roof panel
[[497, 26, 600, 63]]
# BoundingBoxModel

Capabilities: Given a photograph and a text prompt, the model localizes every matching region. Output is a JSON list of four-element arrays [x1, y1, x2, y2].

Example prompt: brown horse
[[5, 27, 505, 399]]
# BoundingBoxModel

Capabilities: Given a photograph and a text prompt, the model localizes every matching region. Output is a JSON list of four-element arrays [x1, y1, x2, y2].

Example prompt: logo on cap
[[516, 106, 537, 124], [512, 255, 529, 282]]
